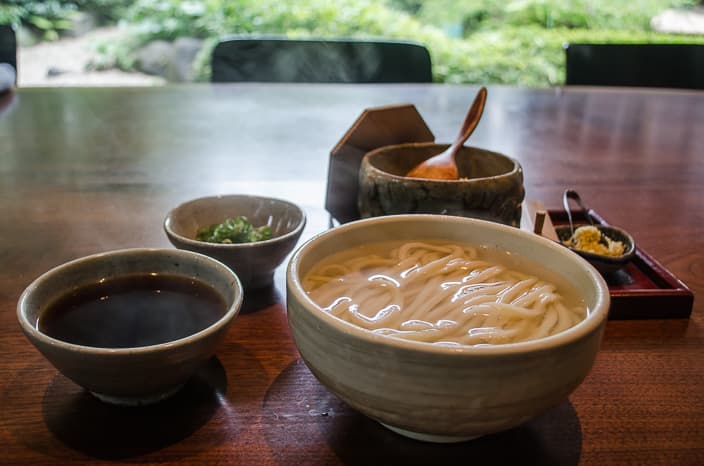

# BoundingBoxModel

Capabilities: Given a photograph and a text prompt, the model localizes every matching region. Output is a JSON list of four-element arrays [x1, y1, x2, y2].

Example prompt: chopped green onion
[[195, 216, 273, 244]]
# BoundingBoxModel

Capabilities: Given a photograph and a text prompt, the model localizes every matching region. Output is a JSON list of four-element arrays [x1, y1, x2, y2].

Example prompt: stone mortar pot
[[358, 142, 525, 226]]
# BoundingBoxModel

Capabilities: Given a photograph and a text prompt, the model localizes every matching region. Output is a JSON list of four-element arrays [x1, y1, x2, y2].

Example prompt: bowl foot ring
[[90, 384, 184, 406], [380, 422, 482, 443]]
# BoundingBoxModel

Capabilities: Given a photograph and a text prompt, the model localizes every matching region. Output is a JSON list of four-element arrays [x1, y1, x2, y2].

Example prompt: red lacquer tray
[[549, 209, 693, 320]]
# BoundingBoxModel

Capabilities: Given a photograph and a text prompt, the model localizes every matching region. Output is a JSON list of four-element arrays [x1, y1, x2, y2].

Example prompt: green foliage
[[422, 0, 704, 86], [77, 0, 131, 21], [119, 0, 704, 86], [191, 37, 218, 81], [0, 6, 23, 28], [433, 26, 704, 86], [1, 1, 74, 40], [120, 0, 461, 79], [122, 0, 418, 43], [0, 1, 129, 39], [387, 0, 424, 15], [90, 37, 139, 71], [413, 0, 699, 32], [500, 0, 698, 30], [17, 0, 704, 86]]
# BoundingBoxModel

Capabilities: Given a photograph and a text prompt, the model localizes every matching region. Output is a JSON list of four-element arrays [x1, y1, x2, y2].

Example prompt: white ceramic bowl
[[286, 214, 610, 442], [17, 248, 243, 406], [164, 194, 306, 289]]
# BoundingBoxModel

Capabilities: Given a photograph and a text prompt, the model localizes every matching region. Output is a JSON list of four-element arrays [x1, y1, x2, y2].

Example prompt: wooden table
[[1, 85, 702, 465]]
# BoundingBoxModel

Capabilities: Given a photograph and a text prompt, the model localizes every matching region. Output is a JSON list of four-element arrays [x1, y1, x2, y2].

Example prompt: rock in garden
[[64, 12, 98, 38], [135, 40, 174, 77], [651, 8, 704, 35], [168, 37, 203, 82]]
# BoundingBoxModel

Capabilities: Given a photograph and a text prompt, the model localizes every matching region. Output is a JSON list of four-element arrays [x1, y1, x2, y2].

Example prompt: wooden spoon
[[406, 86, 488, 180]]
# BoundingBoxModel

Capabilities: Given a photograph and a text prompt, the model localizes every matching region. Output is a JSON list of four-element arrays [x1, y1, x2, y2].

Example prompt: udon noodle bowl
[[303, 240, 588, 346]]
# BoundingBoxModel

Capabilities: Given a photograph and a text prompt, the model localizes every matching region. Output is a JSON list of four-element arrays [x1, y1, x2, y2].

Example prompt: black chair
[[0, 24, 17, 87], [0, 24, 17, 83], [211, 36, 432, 83], [564, 43, 704, 90]]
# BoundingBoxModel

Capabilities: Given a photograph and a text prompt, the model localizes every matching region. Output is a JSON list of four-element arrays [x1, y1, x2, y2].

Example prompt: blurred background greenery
[[3, 0, 704, 86]]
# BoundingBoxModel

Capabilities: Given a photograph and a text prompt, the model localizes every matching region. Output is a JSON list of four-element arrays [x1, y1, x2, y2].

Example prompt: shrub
[[410, 0, 700, 32], [0, 1, 130, 40]]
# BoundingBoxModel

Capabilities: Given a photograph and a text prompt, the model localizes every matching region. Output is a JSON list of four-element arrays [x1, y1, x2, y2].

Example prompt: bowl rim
[[17, 248, 243, 355], [163, 194, 306, 249], [287, 214, 610, 357], [362, 142, 523, 183]]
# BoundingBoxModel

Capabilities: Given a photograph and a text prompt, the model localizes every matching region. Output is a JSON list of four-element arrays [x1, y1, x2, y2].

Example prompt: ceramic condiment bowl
[[164, 194, 306, 289], [555, 224, 636, 276], [358, 143, 525, 226], [17, 248, 243, 406], [286, 214, 609, 442]]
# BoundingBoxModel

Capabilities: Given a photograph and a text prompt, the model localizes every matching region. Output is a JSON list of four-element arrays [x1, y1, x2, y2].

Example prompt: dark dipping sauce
[[38, 273, 227, 348]]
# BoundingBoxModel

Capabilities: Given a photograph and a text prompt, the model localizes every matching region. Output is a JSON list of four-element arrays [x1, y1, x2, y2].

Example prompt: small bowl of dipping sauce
[[164, 194, 306, 290], [17, 248, 243, 406]]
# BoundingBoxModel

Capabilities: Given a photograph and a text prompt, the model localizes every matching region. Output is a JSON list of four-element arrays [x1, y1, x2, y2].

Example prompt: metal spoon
[[563, 189, 624, 250], [406, 86, 488, 180], [563, 189, 594, 237]]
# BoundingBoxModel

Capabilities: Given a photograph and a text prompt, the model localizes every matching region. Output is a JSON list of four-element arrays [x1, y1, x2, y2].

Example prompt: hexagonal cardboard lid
[[325, 104, 434, 224]]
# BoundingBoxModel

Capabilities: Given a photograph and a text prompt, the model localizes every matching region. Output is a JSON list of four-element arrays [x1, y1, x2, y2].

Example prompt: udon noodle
[[303, 241, 587, 346]]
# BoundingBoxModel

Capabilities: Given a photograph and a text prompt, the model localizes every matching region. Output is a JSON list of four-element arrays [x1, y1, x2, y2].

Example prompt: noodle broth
[[303, 240, 588, 347]]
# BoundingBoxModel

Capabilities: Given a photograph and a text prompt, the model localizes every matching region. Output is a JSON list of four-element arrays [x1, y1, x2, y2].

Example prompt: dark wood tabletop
[[1, 84, 702, 465]]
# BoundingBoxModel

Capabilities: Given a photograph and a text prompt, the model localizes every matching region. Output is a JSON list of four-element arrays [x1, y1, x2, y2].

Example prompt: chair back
[[564, 43, 704, 90], [0, 24, 17, 83], [212, 36, 432, 83], [0, 24, 17, 88]]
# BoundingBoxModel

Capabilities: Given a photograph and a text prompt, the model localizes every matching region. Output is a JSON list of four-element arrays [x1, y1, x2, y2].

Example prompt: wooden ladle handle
[[447, 86, 487, 158]]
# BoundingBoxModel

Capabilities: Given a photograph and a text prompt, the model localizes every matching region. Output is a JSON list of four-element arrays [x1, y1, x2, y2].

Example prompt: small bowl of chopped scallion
[[164, 195, 306, 289]]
